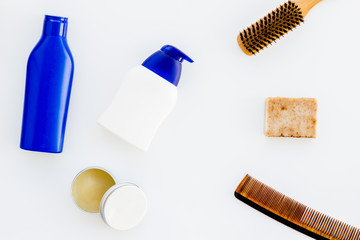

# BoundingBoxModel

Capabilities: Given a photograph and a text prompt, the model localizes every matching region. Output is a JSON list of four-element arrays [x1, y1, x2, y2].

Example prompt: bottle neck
[[42, 15, 68, 37]]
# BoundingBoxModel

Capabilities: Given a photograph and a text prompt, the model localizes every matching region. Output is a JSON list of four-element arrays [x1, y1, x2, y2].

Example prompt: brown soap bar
[[265, 97, 317, 138]]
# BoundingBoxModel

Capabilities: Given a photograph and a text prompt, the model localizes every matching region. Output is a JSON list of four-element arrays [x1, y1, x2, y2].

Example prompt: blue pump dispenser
[[142, 45, 193, 86], [20, 15, 74, 153]]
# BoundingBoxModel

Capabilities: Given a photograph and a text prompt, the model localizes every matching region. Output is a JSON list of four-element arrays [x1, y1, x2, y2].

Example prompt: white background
[[0, 0, 359, 239]]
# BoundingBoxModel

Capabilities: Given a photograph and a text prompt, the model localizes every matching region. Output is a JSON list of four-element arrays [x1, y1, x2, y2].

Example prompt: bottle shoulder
[[29, 37, 73, 62], [117, 66, 177, 103], [124, 66, 177, 90]]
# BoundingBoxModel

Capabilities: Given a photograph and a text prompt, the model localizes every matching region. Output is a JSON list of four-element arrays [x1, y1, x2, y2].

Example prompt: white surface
[[0, 0, 359, 239], [98, 66, 177, 151], [101, 184, 147, 231]]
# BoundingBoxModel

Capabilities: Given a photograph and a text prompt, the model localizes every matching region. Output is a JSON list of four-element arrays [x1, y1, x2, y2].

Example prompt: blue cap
[[43, 15, 68, 37], [142, 45, 193, 86]]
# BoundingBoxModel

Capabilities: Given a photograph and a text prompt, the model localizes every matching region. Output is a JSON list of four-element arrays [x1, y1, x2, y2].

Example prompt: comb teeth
[[238, 1, 304, 55], [235, 175, 360, 240]]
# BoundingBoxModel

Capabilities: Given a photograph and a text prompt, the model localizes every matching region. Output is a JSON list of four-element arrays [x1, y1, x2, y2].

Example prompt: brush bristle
[[235, 175, 360, 240], [238, 1, 304, 55]]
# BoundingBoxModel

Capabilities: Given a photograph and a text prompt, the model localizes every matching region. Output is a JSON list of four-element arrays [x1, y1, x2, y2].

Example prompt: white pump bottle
[[98, 45, 193, 151]]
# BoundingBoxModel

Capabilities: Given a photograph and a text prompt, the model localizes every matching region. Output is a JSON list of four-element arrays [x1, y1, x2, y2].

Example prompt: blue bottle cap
[[142, 45, 193, 86], [43, 15, 68, 37]]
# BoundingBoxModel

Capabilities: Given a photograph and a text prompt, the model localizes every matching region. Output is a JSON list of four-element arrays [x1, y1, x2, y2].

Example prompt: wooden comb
[[235, 174, 360, 240], [238, 0, 323, 55]]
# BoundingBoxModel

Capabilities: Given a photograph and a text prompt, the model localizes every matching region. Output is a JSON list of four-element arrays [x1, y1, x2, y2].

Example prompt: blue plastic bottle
[[20, 15, 74, 153]]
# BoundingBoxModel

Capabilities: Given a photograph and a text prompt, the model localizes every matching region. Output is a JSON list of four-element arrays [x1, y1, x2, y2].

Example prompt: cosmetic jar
[[71, 167, 147, 230]]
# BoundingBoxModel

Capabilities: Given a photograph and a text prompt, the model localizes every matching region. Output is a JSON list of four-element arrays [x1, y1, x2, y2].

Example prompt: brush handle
[[294, 0, 323, 17]]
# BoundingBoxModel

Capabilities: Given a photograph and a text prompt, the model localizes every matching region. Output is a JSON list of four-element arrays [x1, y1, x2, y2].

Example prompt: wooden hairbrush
[[235, 174, 360, 240], [238, 0, 323, 55]]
